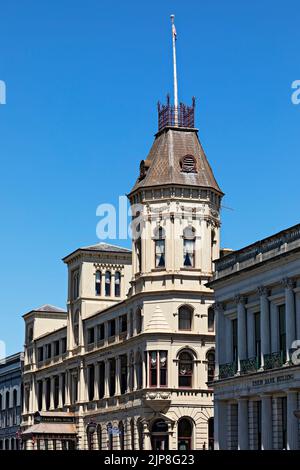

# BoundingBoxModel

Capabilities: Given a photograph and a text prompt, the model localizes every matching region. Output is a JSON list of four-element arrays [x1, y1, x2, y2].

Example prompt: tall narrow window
[[119, 421, 124, 450], [105, 271, 111, 297], [73, 311, 79, 346], [54, 376, 59, 409], [208, 307, 215, 332], [136, 352, 143, 390], [109, 359, 116, 396], [232, 319, 238, 365], [183, 227, 196, 267], [206, 349, 215, 382], [108, 319, 115, 337], [99, 362, 105, 399], [120, 355, 128, 394], [178, 351, 193, 388], [178, 306, 193, 330], [131, 419, 135, 450], [154, 227, 166, 268], [159, 352, 168, 386], [135, 237, 142, 273], [88, 365, 95, 401], [254, 312, 261, 366], [136, 308, 143, 334], [278, 305, 286, 362], [95, 271, 101, 296], [97, 425, 102, 451], [115, 272, 121, 297], [149, 352, 158, 387], [72, 270, 79, 300], [107, 423, 113, 450]]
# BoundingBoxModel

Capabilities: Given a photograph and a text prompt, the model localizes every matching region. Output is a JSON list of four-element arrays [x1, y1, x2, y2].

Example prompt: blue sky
[[0, 0, 299, 354]]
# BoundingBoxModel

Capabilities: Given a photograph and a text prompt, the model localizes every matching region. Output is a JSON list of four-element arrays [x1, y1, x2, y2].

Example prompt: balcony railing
[[240, 356, 260, 374], [219, 361, 238, 379], [263, 351, 285, 370]]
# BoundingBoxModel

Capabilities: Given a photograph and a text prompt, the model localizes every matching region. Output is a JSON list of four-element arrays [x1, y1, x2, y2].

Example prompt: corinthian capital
[[213, 302, 224, 313], [234, 294, 246, 305], [281, 277, 295, 290], [257, 285, 269, 297]]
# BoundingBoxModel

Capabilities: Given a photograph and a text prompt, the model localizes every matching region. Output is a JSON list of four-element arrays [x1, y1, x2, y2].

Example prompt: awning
[[22, 422, 77, 436]]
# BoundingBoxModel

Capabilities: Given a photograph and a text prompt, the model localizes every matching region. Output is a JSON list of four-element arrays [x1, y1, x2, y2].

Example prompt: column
[[258, 286, 270, 368], [50, 376, 55, 410], [214, 400, 228, 450], [42, 380, 47, 411], [94, 363, 99, 400], [261, 395, 272, 450], [287, 391, 298, 450], [282, 278, 296, 362], [115, 357, 121, 396], [235, 295, 247, 371], [214, 303, 224, 378], [104, 360, 109, 397], [247, 310, 255, 358], [238, 399, 249, 450], [79, 361, 86, 403]]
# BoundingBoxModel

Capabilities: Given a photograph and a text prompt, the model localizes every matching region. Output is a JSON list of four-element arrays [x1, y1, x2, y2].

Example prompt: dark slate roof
[[80, 242, 132, 253], [129, 127, 222, 195], [62, 242, 132, 263], [34, 305, 67, 313]]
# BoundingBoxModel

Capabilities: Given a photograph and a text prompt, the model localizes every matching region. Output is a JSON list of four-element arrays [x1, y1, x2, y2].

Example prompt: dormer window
[[139, 160, 150, 180], [180, 155, 197, 173]]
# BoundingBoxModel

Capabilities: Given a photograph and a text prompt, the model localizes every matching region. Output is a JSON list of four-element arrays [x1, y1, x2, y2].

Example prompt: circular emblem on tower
[[180, 154, 197, 173]]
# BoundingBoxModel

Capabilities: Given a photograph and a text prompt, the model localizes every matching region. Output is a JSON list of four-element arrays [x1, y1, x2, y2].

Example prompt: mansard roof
[[129, 127, 223, 196]]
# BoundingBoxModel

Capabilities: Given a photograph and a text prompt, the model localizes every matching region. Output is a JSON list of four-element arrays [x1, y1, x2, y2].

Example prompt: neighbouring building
[[208, 223, 300, 450], [0, 352, 24, 450], [20, 90, 224, 449]]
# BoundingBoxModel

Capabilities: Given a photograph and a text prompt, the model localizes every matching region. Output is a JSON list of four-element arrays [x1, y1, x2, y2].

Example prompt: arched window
[[72, 270, 79, 299], [206, 349, 215, 383], [114, 271, 121, 297], [135, 237, 142, 273], [107, 422, 113, 450], [97, 424, 102, 450], [151, 419, 169, 451], [130, 419, 135, 450], [119, 421, 124, 450], [73, 310, 79, 346], [208, 307, 215, 332], [105, 271, 111, 297], [178, 305, 193, 331], [95, 271, 101, 296], [136, 308, 143, 334], [183, 226, 196, 267], [154, 227, 166, 268], [178, 351, 194, 388], [178, 418, 193, 450]]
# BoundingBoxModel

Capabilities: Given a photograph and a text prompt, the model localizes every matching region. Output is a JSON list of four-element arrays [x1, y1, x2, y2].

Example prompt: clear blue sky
[[0, 0, 299, 355]]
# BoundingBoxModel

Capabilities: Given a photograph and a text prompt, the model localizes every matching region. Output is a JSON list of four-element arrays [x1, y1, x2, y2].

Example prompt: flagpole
[[171, 14, 178, 125]]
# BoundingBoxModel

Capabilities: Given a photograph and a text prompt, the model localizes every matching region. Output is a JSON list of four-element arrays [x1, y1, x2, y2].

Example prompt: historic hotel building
[[20, 97, 223, 450], [208, 224, 300, 450]]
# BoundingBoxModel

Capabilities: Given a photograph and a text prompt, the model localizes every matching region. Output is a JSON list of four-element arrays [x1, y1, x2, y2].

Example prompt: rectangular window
[[280, 396, 287, 449], [149, 351, 168, 387], [62, 373, 66, 405], [97, 324, 105, 341], [88, 365, 95, 401], [99, 362, 105, 399], [278, 305, 286, 361], [120, 355, 128, 394], [155, 239, 165, 268], [54, 340, 60, 357], [87, 327, 95, 344], [254, 312, 261, 366], [109, 359, 116, 396], [38, 347, 44, 362], [183, 239, 195, 267], [45, 344, 52, 360], [108, 320, 115, 337], [119, 315, 127, 333], [61, 337, 67, 354], [232, 319, 238, 364]]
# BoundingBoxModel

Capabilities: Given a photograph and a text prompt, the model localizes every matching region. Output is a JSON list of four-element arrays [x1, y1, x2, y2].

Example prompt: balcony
[[240, 356, 260, 375], [263, 351, 285, 370], [219, 361, 238, 379]]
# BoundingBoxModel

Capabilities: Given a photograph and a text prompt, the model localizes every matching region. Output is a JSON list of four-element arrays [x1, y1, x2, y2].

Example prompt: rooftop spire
[[170, 14, 178, 125]]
